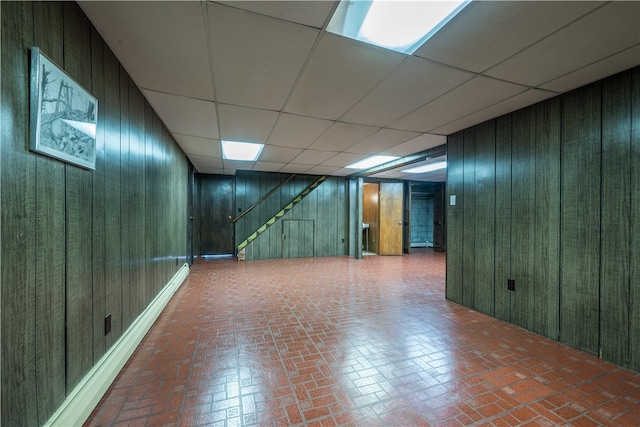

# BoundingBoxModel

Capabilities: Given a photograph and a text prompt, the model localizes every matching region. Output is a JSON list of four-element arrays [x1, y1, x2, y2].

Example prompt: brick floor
[[85, 250, 640, 426]]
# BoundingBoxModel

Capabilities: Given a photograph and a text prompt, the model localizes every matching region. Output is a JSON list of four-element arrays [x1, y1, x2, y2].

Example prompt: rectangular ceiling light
[[404, 161, 447, 173], [221, 140, 264, 161], [327, 0, 470, 54], [347, 155, 399, 169]]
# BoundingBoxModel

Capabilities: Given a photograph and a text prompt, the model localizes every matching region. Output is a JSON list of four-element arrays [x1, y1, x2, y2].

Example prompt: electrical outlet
[[104, 313, 112, 335], [507, 279, 515, 291]]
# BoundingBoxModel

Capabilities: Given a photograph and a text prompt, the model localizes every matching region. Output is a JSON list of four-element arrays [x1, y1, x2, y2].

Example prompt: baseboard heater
[[44, 263, 190, 427]]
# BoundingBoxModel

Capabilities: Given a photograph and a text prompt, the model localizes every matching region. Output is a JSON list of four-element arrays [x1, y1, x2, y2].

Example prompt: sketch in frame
[[30, 46, 97, 170]]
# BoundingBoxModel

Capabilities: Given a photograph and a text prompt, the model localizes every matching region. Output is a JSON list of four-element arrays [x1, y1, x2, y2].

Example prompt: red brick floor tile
[[85, 250, 640, 426]]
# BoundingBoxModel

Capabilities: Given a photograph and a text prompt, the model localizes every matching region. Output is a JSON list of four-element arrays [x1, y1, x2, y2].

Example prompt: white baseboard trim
[[44, 263, 190, 427]]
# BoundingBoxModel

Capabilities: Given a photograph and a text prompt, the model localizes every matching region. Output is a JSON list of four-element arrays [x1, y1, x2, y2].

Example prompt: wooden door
[[282, 220, 314, 258], [200, 175, 234, 255], [379, 182, 403, 255]]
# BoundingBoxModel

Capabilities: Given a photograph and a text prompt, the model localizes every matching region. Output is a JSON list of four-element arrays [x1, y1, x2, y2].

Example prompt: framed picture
[[30, 46, 97, 170]]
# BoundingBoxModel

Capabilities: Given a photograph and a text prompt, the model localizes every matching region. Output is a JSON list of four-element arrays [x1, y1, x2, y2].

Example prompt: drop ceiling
[[79, 1, 640, 182]]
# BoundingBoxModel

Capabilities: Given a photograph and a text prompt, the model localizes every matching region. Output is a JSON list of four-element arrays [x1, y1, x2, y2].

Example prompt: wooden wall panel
[[494, 115, 512, 322], [1, 3, 38, 425], [560, 82, 602, 355], [533, 98, 561, 339], [104, 46, 123, 347], [511, 106, 536, 330], [631, 67, 640, 371], [120, 72, 134, 328], [601, 72, 632, 366], [63, 1, 95, 391], [473, 120, 496, 316], [445, 131, 464, 303], [144, 100, 157, 305], [33, 1, 67, 420], [462, 128, 476, 308], [90, 26, 107, 363]]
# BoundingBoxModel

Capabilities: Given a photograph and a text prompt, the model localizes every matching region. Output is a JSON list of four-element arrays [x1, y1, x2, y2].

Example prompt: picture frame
[[30, 46, 97, 170]]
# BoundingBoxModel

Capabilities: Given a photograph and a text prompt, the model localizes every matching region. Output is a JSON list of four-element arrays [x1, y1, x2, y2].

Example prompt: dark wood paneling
[[533, 98, 561, 339], [445, 131, 464, 303], [90, 25, 107, 363], [494, 115, 512, 322], [433, 183, 445, 252], [144, 100, 157, 305], [63, 1, 95, 391], [560, 82, 602, 355], [631, 66, 640, 371], [1, 3, 38, 425], [33, 2, 67, 421], [600, 72, 632, 366], [363, 183, 379, 254], [104, 46, 123, 347], [473, 120, 496, 316], [462, 128, 476, 307], [200, 175, 234, 255], [511, 106, 536, 330], [120, 71, 134, 328]]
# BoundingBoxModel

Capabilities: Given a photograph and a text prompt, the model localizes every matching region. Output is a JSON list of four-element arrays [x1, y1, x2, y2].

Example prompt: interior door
[[200, 175, 234, 255], [379, 182, 403, 255]]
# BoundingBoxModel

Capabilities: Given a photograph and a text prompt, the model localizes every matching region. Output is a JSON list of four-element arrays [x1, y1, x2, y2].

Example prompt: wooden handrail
[[232, 174, 297, 223]]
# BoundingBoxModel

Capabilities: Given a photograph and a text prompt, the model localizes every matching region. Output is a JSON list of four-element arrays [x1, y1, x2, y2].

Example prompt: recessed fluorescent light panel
[[221, 140, 264, 161], [347, 155, 399, 169], [327, 0, 470, 54], [404, 161, 447, 173]]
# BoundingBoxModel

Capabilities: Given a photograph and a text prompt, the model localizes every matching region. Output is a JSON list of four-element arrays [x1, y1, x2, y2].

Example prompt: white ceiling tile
[[329, 168, 354, 177], [143, 90, 218, 139], [321, 152, 367, 168], [346, 129, 421, 155], [80, 1, 213, 99], [196, 166, 225, 175], [308, 122, 380, 152], [414, 1, 604, 73], [486, 2, 640, 86], [208, 3, 319, 110], [267, 113, 334, 149], [285, 33, 406, 120], [173, 134, 221, 158], [223, 159, 253, 174], [259, 145, 303, 164], [217, 104, 279, 143], [385, 134, 447, 157], [188, 154, 224, 170], [292, 150, 339, 165], [304, 165, 340, 176], [391, 77, 528, 132], [252, 161, 285, 172], [432, 89, 558, 135], [541, 44, 640, 93], [216, 1, 337, 28], [342, 57, 473, 126], [278, 163, 314, 174]]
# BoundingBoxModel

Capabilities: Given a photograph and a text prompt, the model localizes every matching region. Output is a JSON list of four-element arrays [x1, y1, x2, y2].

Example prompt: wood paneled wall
[[363, 183, 380, 254], [236, 172, 347, 260], [446, 66, 640, 372], [1, 2, 189, 425]]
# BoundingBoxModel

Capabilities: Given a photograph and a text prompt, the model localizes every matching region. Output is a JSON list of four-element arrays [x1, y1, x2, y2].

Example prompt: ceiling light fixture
[[346, 155, 399, 169], [327, 0, 470, 54], [221, 140, 264, 161], [403, 161, 447, 173]]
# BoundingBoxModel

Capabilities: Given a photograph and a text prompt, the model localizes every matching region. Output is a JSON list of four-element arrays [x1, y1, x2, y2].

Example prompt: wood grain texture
[[63, 1, 95, 391], [363, 183, 379, 254], [600, 71, 632, 366], [200, 175, 234, 255], [560, 82, 602, 355], [445, 131, 464, 303], [473, 120, 496, 316], [630, 66, 640, 372], [462, 128, 476, 307], [33, 2, 67, 422], [120, 71, 134, 328], [379, 182, 403, 255], [511, 106, 536, 331], [494, 115, 512, 322], [144, 100, 157, 305], [1, 3, 38, 425], [104, 46, 123, 347], [533, 98, 561, 339]]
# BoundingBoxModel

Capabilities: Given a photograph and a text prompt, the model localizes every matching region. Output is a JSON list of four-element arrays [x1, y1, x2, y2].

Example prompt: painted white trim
[[44, 263, 190, 427]]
